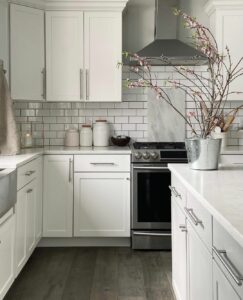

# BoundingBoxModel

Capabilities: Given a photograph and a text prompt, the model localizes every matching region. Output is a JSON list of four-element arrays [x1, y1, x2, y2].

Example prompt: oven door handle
[[133, 231, 171, 237], [133, 166, 168, 170]]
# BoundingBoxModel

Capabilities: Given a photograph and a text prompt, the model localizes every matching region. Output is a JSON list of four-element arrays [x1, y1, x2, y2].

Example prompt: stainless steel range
[[131, 142, 187, 250]]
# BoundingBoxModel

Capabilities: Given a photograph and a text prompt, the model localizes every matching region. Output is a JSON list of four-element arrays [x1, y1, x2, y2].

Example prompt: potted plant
[[123, 10, 243, 170]]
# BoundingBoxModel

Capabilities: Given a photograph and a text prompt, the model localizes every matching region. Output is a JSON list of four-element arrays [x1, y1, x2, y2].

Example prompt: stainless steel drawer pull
[[169, 186, 181, 199], [27, 189, 33, 193], [213, 246, 243, 286], [179, 224, 187, 232], [25, 170, 35, 176], [185, 208, 203, 226], [90, 163, 115, 166], [133, 232, 171, 237], [134, 166, 169, 170]]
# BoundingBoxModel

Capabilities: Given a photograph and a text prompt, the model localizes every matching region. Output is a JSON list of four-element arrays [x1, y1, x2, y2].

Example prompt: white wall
[[0, 0, 9, 78], [178, 0, 209, 44]]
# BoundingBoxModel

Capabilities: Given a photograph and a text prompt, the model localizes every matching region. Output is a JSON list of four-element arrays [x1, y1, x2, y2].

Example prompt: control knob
[[142, 152, 150, 160], [134, 152, 142, 160], [150, 152, 158, 160]]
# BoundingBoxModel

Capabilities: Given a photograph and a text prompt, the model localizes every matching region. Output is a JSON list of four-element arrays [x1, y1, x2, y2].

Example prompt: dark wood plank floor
[[5, 247, 175, 300]]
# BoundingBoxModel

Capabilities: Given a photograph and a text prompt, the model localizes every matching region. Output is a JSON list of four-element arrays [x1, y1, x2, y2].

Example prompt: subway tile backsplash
[[14, 67, 243, 147]]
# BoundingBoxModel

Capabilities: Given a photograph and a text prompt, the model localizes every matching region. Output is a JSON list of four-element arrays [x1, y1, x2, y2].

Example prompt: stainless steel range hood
[[123, 0, 207, 66]]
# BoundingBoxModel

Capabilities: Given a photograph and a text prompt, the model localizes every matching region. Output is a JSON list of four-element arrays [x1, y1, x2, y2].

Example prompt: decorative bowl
[[111, 135, 130, 147]]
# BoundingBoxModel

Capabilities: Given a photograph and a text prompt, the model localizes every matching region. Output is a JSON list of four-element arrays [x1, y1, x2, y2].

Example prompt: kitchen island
[[169, 163, 243, 300]]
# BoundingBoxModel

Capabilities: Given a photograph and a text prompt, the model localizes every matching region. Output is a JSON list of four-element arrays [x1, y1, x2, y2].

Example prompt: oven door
[[132, 164, 171, 230]]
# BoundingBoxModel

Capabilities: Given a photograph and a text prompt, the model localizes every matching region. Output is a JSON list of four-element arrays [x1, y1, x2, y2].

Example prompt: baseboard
[[37, 237, 131, 247]]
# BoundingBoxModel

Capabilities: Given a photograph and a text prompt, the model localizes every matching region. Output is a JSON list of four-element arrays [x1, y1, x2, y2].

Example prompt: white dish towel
[[0, 65, 20, 155]]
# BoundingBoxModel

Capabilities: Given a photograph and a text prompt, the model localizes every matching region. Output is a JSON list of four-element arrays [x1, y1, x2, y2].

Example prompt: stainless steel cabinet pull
[[90, 163, 115, 166], [213, 246, 243, 286], [27, 189, 33, 193], [179, 224, 187, 232], [25, 170, 35, 176], [134, 166, 169, 170], [80, 69, 83, 100], [86, 69, 89, 100], [41, 68, 46, 99], [169, 186, 181, 199], [185, 208, 203, 226], [133, 232, 171, 237], [69, 159, 72, 182]]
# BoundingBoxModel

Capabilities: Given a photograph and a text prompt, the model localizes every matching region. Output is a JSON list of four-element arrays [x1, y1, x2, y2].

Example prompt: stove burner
[[133, 142, 186, 150]]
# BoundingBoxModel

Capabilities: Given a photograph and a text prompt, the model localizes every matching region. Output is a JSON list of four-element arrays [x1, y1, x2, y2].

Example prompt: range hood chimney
[[123, 0, 207, 66]]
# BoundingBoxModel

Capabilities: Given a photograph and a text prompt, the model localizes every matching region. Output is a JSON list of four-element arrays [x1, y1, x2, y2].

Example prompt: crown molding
[[205, 0, 243, 15], [8, 0, 128, 11]]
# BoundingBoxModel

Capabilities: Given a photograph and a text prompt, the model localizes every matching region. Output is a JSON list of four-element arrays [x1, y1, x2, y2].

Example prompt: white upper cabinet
[[206, 1, 243, 100], [84, 12, 122, 102], [10, 4, 45, 101], [45, 11, 84, 101]]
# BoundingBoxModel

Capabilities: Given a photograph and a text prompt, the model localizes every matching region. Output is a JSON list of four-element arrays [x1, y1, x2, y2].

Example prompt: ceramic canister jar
[[93, 120, 110, 147], [80, 125, 92, 147], [64, 128, 79, 147]]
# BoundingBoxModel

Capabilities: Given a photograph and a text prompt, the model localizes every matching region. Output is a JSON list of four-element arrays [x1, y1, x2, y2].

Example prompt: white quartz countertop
[[0, 146, 131, 168], [168, 163, 243, 248], [221, 146, 243, 155]]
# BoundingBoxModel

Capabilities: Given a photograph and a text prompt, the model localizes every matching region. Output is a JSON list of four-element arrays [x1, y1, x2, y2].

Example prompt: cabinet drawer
[[213, 219, 243, 296], [186, 192, 212, 251], [170, 174, 187, 208], [17, 158, 39, 190], [74, 155, 130, 172]]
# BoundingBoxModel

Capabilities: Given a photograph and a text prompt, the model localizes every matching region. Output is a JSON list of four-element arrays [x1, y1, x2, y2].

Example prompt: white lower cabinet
[[15, 179, 37, 276], [187, 221, 213, 300], [43, 155, 73, 237], [35, 157, 43, 242], [172, 198, 187, 300], [0, 212, 15, 300], [74, 172, 130, 237], [213, 260, 242, 300]]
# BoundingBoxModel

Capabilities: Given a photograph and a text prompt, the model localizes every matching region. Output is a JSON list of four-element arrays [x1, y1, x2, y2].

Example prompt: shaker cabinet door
[[74, 172, 130, 237], [46, 11, 84, 101], [187, 221, 213, 300], [0, 213, 15, 300], [84, 12, 122, 102], [172, 199, 187, 300], [43, 155, 73, 237], [10, 4, 45, 100]]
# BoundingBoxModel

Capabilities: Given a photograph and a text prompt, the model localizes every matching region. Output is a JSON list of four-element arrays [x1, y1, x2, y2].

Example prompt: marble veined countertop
[[169, 163, 243, 248], [0, 146, 131, 168]]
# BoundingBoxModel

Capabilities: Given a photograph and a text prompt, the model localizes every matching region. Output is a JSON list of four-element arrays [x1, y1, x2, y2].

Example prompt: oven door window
[[137, 170, 171, 223]]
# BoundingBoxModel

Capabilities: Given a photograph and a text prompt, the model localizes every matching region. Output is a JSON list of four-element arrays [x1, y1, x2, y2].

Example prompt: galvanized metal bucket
[[185, 138, 222, 170]]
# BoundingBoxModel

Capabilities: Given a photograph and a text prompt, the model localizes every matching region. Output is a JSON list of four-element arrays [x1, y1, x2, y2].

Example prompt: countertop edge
[[168, 164, 243, 249]]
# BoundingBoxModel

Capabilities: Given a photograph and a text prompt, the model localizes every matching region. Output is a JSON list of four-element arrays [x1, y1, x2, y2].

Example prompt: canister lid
[[95, 119, 107, 123], [82, 124, 92, 128]]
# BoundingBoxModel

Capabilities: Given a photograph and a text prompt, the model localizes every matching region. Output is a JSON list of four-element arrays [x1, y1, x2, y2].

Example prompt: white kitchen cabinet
[[46, 11, 84, 101], [172, 198, 187, 300], [187, 220, 213, 300], [43, 155, 73, 237], [74, 172, 130, 237], [84, 12, 122, 102], [213, 260, 242, 300], [15, 179, 37, 276], [35, 157, 43, 242], [0, 211, 15, 300], [206, 2, 243, 100], [10, 4, 45, 101], [26, 180, 37, 255]]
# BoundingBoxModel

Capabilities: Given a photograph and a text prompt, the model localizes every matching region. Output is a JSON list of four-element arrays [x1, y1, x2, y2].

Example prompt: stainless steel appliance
[[131, 142, 187, 250]]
